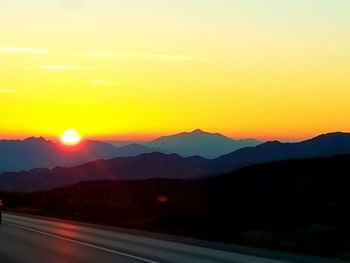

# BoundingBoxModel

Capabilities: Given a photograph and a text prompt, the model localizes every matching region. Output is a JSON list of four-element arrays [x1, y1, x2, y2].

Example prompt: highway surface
[[0, 213, 347, 263]]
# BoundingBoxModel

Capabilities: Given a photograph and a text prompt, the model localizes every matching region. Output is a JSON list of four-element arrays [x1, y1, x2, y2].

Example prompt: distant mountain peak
[[191, 129, 205, 134], [261, 140, 283, 145], [254, 140, 284, 149], [148, 129, 262, 159], [189, 129, 223, 137], [310, 132, 350, 140], [23, 137, 51, 143]]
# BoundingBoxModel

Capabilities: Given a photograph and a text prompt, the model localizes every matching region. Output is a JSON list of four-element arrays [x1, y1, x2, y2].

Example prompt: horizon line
[[0, 129, 349, 143]]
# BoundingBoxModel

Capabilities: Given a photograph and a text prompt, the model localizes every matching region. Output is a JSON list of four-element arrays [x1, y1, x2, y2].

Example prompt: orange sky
[[1, 1, 350, 142]]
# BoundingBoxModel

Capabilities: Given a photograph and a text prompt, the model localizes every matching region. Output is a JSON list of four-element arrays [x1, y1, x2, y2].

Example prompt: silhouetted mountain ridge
[[147, 129, 261, 159], [0, 152, 212, 191], [214, 132, 350, 172], [0, 137, 163, 173], [2, 132, 350, 192]]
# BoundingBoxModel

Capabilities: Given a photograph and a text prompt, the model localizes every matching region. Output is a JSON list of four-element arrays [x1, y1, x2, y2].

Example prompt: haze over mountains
[[1, 132, 350, 192], [0, 129, 260, 173], [0, 137, 161, 173], [146, 129, 261, 159]]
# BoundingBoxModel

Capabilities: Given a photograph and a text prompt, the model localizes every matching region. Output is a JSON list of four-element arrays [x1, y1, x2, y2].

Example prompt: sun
[[60, 129, 81, 146]]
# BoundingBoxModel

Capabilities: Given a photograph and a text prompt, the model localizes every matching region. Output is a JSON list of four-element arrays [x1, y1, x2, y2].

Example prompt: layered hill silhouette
[[147, 129, 261, 159], [4, 154, 350, 259], [214, 132, 350, 172], [1, 132, 350, 192], [0, 129, 258, 172], [0, 153, 212, 191], [0, 137, 161, 173]]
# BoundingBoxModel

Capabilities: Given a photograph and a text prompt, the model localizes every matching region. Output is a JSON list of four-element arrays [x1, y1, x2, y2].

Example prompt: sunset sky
[[1, 0, 349, 141]]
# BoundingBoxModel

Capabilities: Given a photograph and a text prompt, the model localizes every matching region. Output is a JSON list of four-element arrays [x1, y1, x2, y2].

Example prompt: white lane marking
[[4, 222, 160, 263]]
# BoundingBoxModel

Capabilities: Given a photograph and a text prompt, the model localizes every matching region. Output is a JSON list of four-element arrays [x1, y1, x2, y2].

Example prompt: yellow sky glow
[[1, 1, 350, 141]]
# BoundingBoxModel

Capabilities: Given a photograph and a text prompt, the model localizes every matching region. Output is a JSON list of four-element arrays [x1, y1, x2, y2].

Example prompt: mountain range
[[0, 129, 260, 173], [0, 137, 161, 173], [0, 153, 211, 192], [1, 132, 350, 192], [215, 132, 350, 172], [146, 129, 261, 159]]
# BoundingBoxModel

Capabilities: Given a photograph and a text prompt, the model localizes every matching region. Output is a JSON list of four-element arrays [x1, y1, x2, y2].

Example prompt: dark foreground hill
[[0, 153, 212, 191], [3, 154, 350, 260]]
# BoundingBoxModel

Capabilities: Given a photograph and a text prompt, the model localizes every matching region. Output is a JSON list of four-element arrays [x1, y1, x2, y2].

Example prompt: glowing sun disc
[[61, 129, 81, 146]]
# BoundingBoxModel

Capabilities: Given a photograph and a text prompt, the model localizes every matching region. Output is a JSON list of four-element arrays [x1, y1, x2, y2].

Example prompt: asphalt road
[[0, 213, 347, 263]]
